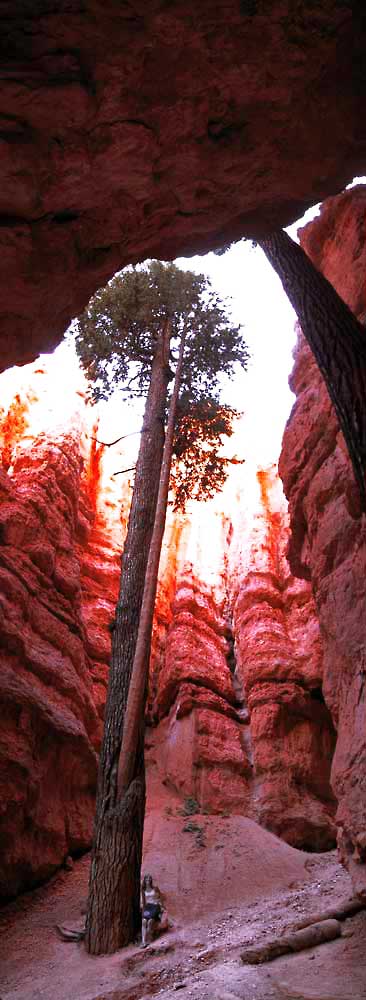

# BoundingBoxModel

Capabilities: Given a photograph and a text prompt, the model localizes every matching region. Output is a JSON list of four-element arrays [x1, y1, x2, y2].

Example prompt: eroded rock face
[[78, 433, 122, 722], [0, 432, 99, 899], [0, 360, 126, 900], [230, 464, 336, 849], [2, 2, 366, 368], [148, 463, 336, 846], [280, 185, 366, 894], [149, 565, 253, 816]]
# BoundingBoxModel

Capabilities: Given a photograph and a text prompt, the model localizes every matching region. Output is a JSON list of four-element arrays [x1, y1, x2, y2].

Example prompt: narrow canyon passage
[[1, 185, 366, 998], [2, 4, 366, 995]]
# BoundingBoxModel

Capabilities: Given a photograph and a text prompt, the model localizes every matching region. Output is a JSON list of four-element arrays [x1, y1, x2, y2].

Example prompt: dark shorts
[[143, 903, 161, 921]]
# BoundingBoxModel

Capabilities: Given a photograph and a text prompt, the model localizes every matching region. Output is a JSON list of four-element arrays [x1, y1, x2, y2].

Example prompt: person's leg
[[141, 918, 147, 947]]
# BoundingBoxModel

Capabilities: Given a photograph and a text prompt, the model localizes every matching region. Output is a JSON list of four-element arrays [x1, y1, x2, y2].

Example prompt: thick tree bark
[[117, 327, 187, 795], [85, 322, 171, 955], [258, 230, 366, 509]]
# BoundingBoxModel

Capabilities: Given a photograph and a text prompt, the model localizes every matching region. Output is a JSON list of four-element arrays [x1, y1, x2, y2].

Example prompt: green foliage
[[75, 260, 249, 506], [171, 396, 243, 511], [178, 796, 200, 816], [76, 262, 196, 402], [182, 819, 206, 848], [75, 261, 248, 404]]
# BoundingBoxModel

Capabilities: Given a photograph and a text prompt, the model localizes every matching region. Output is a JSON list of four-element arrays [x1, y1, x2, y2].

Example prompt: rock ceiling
[[2, 1, 366, 369]]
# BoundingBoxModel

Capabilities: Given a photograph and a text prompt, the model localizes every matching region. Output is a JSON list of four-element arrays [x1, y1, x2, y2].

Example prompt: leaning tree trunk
[[85, 321, 171, 955], [258, 230, 366, 509], [117, 325, 187, 796]]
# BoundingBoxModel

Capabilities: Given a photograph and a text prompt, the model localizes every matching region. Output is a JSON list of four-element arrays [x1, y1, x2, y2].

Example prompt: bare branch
[[126, 370, 143, 389], [91, 428, 150, 448], [113, 466, 136, 477]]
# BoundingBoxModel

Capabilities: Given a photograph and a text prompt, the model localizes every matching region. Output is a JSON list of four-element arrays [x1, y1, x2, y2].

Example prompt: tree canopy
[[75, 260, 248, 401], [75, 260, 249, 510]]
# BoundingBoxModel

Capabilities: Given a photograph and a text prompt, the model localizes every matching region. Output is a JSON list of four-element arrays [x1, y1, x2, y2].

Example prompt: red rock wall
[[148, 463, 336, 846], [2, 3, 366, 369], [78, 431, 122, 722], [279, 186, 366, 894], [230, 464, 336, 849], [0, 430, 99, 899], [149, 564, 253, 816], [0, 362, 126, 900]]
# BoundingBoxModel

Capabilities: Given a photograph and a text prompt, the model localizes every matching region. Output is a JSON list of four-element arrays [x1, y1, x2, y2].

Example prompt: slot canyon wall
[[147, 461, 336, 854], [0, 343, 337, 901], [279, 184, 366, 898], [0, 362, 120, 898]]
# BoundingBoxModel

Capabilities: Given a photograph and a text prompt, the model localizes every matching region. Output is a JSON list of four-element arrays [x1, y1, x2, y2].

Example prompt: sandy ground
[[1, 804, 366, 1000]]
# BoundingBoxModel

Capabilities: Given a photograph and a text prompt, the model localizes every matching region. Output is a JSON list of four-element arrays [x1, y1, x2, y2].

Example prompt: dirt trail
[[1, 807, 365, 1000]]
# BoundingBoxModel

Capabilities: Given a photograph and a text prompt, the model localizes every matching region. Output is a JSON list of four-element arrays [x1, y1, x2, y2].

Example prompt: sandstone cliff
[[280, 185, 366, 896], [0, 358, 124, 899], [147, 458, 336, 848], [230, 464, 336, 849], [0, 428, 99, 899]]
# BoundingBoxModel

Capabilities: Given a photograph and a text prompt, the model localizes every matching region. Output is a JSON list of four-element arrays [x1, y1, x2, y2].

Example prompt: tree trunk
[[85, 321, 171, 955], [117, 326, 187, 795], [258, 230, 366, 509]]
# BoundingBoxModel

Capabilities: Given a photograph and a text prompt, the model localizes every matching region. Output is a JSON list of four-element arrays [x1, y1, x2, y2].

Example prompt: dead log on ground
[[292, 897, 365, 931], [240, 918, 341, 964]]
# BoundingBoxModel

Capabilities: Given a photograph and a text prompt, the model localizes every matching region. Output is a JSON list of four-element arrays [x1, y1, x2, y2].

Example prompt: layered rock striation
[[0, 429, 99, 899], [0, 360, 126, 900], [148, 506, 253, 816], [280, 185, 366, 894], [230, 464, 336, 849], [2, 2, 366, 368], [147, 463, 336, 847]]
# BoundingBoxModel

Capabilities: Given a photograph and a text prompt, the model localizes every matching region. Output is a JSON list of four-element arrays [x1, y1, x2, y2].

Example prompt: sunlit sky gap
[[3, 176, 365, 473]]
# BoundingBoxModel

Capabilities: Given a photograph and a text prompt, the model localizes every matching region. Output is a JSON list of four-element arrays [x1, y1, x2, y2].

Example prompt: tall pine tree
[[75, 261, 249, 953]]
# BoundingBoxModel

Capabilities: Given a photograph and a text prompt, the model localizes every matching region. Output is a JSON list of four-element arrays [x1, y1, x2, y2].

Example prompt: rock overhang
[[1, 0, 366, 369]]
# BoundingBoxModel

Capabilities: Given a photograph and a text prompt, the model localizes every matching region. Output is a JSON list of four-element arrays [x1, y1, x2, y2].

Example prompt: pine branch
[[113, 466, 136, 477], [91, 428, 149, 449]]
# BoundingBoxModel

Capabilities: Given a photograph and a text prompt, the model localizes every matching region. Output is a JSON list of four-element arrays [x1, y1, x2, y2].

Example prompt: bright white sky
[[4, 176, 365, 472], [176, 202, 321, 466]]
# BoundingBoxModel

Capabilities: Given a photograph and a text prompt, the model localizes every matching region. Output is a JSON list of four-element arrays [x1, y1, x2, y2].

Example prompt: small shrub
[[195, 828, 206, 849], [178, 796, 200, 817], [182, 820, 201, 834], [182, 820, 206, 849]]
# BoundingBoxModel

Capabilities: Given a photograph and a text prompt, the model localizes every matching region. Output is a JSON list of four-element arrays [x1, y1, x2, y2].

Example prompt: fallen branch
[[241, 918, 341, 965], [292, 896, 366, 931]]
